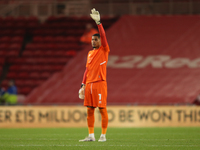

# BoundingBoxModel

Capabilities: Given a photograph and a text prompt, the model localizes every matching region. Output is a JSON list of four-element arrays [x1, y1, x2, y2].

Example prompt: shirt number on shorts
[[98, 94, 102, 104]]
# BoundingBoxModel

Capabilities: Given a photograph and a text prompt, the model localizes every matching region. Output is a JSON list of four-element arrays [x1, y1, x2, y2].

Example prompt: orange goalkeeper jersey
[[85, 24, 110, 84], [86, 45, 110, 83]]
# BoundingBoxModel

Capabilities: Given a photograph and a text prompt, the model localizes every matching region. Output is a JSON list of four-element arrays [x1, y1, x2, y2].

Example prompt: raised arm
[[97, 24, 107, 47], [90, 8, 108, 47]]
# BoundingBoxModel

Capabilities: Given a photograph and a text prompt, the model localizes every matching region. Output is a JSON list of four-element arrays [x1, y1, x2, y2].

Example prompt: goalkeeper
[[79, 8, 110, 142]]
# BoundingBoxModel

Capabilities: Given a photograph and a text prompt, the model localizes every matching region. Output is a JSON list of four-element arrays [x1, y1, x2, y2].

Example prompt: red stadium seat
[[56, 44, 66, 50], [0, 65, 2, 74], [18, 72, 30, 79], [15, 22, 27, 30], [54, 50, 65, 56], [29, 72, 41, 79], [23, 50, 33, 57], [26, 43, 46, 50], [21, 65, 34, 72], [41, 65, 52, 71], [7, 58, 25, 64], [24, 79, 37, 87], [32, 29, 44, 36], [6, 72, 17, 79], [13, 29, 25, 36], [43, 29, 55, 36], [28, 16, 39, 23], [78, 16, 91, 23], [24, 58, 43, 64], [23, 50, 42, 57], [0, 44, 9, 50], [68, 36, 80, 43], [3, 22, 13, 29], [46, 16, 57, 23], [9, 65, 21, 71], [0, 58, 5, 65], [44, 36, 54, 43], [8, 43, 21, 51], [41, 72, 52, 79], [37, 58, 49, 64], [0, 16, 3, 22], [1, 80, 8, 89], [10, 65, 31, 72], [19, 87, 33, 95], [27, 22, 38, 31], [11, 36, 23, 43], [54, 29, 65, 36], [55, 36, 66, 43], [0, 36, 11, 43], [45, 43, 56, 50], [0, 51, 6, 57], [26, 43, 35, 50], [1, 29, 12, 36], [4, 16, 15, 23], [34, 79, 45, 86], [15, 79, 25, 87], [34, 50, 45, 57], [35, 44, 46, 50], [6, 50, 19, 57], [43, 50, 54, 57], [30, 65, 43, 72], [65, 50, 76, 57], [33, 36, 44, 43], [16, 16, 27, 23], [53, 65, 63, 71]]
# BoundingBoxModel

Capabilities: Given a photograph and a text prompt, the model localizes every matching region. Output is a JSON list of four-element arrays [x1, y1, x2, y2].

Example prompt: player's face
[[91, 36, 101, 49]]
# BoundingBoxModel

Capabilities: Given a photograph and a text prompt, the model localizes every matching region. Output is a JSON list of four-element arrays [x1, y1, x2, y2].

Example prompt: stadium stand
[[0, 15, 118, 95], [25, 15, 200, 105]]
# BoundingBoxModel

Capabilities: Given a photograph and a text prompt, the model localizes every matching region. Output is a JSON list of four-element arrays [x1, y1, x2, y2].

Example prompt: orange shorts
[[84, 81, 107, 108]]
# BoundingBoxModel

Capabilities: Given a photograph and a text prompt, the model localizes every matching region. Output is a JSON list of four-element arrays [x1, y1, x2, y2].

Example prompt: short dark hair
[[92, 33, 100, 38]]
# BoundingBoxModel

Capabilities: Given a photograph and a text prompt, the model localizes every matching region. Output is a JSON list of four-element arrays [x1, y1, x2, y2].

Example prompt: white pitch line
[[1, 145, 136, 147], [1, 134, 70, 136], [1, 138, 200, 141], [0, 138, 77, 141], [0, 144, 199, 147], [140, 139, 200, 140], [108, 133, 200, 135], [2, 133, 200, 136]]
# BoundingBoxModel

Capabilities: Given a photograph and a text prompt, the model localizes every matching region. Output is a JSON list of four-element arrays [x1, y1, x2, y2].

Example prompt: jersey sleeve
[[82, 67, 88, 84], [97, 23, 108, 48]]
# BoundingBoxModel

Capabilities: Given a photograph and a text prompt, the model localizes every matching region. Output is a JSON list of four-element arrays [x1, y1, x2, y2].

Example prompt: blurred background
[[0, 0, 200, 107]]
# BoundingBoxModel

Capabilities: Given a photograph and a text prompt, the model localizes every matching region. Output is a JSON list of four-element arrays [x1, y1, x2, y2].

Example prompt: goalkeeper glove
[[78, 87, 85, 99], [90, 8, 101, 25]]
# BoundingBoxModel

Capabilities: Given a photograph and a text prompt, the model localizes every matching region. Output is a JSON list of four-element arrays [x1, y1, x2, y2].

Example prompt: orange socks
[[87, 107, 108, 135], [87, 107, 95, 134], [99, 107, 108, 134]]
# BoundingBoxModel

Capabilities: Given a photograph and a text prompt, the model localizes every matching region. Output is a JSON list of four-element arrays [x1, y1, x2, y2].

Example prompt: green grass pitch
[[0, 127, 200, 150]]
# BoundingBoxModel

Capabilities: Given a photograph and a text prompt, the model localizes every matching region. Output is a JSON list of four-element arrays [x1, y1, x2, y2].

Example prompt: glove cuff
[[81, 83, 85, 88], [96, 21, 101, 25]]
